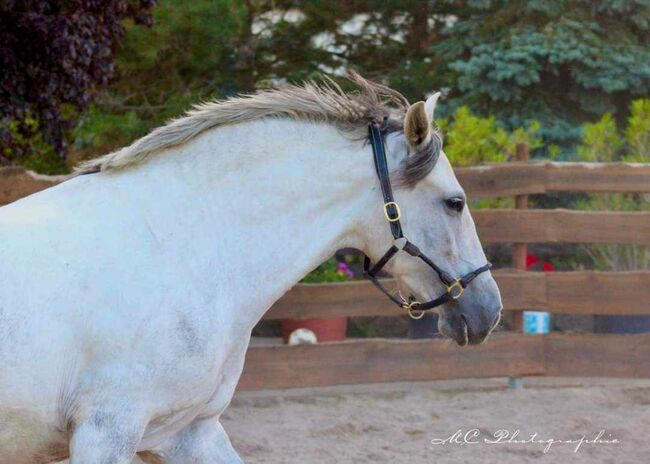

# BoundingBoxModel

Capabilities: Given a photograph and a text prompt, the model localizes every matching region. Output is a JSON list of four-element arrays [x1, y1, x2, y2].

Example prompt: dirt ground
[[223, 377, 650, 464]]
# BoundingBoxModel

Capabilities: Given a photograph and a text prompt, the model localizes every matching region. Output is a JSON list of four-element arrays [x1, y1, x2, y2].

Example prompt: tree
[[434, 0, 650, 151], [72, 0, 251, 158], [0, 0, 155, 171], [62, 1, 650, 165], [73, 0, 456, 160]]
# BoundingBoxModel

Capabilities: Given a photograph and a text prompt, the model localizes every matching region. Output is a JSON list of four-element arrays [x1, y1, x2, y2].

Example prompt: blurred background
[[2, 1, 648, 172]]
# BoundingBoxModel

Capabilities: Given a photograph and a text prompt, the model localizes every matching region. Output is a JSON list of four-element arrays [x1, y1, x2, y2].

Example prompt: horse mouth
[[439, 311, 501, 346], [439, 313, 469, 346]]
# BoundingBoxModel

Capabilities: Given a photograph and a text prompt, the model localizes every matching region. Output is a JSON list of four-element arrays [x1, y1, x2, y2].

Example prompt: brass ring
[[407, 307, 426, 320], [401, 300, 424, 320], [447, 279, 464, 300]]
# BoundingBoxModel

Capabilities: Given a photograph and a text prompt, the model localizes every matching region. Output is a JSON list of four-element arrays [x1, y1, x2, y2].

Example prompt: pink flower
[[336, 262, 354, 278]]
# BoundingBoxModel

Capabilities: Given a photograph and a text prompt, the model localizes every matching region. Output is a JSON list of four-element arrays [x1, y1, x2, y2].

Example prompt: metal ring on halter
[[398, 291, 425, 320], [407, 302, 425, 321]]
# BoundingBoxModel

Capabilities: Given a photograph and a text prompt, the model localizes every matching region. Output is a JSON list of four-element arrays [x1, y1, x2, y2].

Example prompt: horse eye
[[445, 197, 465, 213]]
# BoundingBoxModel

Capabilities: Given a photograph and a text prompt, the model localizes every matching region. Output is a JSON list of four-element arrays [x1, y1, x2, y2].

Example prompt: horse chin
[[437, 304, 501, 346], [438, 313, 469, 346]]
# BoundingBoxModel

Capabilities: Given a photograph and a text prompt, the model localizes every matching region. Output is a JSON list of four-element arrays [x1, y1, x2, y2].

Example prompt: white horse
[[0, 73, 501, 463]]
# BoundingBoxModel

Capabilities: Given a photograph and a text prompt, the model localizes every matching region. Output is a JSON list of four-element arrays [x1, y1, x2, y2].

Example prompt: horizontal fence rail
[[473, 209, 650, 245], [238, 333, 650, 390], [264, 271, 650, 320], [239, 334, 546, 390], [456, 162, 650, 197]]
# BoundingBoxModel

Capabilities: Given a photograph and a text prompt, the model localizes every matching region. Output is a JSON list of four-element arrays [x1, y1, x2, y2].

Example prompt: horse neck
[[136, 119, 376, 331]]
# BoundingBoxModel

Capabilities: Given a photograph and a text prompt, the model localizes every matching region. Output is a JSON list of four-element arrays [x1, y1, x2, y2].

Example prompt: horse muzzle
[[438, 302, 502, 346]]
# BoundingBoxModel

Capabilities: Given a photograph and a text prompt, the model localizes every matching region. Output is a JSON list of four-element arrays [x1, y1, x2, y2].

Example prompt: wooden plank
[[494, 271, 547, 311], [238, 333, 545, 390], [457, 163, 548, 197], [264, 271, 650, 320], [239, 333, 650, 390], [457, 162, 650, 198], [0, 166, 66, 205], [474, 209, 650, 245], [547, 162, 650, 195], [265, 280, 400, 320], [546, 271, 650, 315], [545, 333, 650, 378]]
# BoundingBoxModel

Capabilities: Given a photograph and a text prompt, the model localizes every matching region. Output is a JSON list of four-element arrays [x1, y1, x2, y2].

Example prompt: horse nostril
[[459, 313, 470, 346], [461, 311, 498, 345]]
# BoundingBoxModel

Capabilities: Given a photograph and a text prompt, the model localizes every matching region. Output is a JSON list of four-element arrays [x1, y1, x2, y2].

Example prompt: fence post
[[512, 143, 530, 331], [508, 143, 529, 389]]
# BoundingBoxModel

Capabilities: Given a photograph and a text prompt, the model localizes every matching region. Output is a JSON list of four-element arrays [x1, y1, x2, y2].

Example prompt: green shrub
[[439, 105, 541, 167], [3, 117, 67, 175], [625, 99, 650, 162], [576, 98, 649, 271]]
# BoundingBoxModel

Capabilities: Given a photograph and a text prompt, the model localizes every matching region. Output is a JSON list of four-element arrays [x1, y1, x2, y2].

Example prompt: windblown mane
[[75, 72, 413, 174]]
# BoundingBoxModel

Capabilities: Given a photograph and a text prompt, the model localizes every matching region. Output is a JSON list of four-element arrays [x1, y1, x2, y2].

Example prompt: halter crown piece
[[362, 123, 492, 320]]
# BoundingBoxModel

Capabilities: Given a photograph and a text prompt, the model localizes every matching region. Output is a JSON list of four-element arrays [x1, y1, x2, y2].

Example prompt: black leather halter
[[363, 123, 491, 319]]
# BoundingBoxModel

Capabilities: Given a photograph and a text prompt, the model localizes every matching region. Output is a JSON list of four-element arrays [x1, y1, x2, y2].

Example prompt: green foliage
[[625, 99, 650, 160], [435, 0, 650, 151], [440, 106, 541, 167], [73, 0, 250, 159], [65, 1, 456, 160], [575, 98, 649, 271], [12, 0, 648, 170], [73, 105, 151, 155], [3, 117, 66, 174], [576, 98, 650, 163], [438, 107, 509, 167], [576, 114, 623, 162], [0, 0, 155, 165], [300, 258, 352, 283]]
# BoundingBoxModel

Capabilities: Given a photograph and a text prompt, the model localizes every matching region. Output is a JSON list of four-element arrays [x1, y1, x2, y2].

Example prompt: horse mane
[[74, 71, 412, 174]]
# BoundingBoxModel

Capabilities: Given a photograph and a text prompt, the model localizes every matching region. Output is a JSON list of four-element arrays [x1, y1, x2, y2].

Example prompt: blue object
[[523, 311, 551, 334]]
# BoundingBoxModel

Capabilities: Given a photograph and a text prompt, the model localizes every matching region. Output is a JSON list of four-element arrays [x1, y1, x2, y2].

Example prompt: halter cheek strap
[[362, 123, 491, 320]]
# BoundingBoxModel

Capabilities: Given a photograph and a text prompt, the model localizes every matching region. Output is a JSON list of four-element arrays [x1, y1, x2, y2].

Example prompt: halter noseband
[[363, 123, 491, 320]]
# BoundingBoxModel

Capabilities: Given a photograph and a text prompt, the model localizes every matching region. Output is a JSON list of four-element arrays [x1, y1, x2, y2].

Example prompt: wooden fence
[[243, 159, 650, 390], [2, 161, 650, 389]]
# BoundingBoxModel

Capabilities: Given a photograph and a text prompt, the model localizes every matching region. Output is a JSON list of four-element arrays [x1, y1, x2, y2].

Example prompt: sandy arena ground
[[223, 377, 650, 464]]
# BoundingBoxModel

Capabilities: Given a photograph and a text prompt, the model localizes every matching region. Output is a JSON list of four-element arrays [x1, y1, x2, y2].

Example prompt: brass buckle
[[383, 201, 401, 222], [401, 299, 424, 320], [447, 279, 464, 300]]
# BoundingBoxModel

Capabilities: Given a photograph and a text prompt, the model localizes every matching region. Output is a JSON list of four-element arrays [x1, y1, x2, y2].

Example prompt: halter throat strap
[[362, 123, 491, 319]]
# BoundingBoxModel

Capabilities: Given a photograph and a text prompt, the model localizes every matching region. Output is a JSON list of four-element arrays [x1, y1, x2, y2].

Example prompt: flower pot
[[281, 317, 348, 343]]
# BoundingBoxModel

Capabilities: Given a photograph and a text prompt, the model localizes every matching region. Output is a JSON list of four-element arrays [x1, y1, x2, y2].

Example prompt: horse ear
[[404, 101, 431, 148], [424, 92, 441, 121]]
